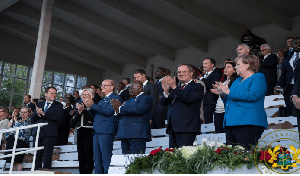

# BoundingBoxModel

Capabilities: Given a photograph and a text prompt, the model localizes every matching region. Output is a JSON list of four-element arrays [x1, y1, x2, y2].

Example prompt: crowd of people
[[0, 35, 300, 174]]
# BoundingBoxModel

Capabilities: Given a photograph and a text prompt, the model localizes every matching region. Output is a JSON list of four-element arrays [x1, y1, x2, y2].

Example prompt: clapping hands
[[111, 99, 122, 113], [161, 76, 177, 94], [213, 81, 230, 95], [36, 106, 45, 116]]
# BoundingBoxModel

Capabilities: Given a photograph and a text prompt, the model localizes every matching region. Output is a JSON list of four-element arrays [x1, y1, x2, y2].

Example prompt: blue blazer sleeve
[[226, 73, 267, 102], [91, 95, 122, 117]]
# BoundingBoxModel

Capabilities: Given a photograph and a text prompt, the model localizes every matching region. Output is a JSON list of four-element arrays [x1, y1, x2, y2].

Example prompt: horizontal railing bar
[[0, 147, 44, 160], [0, 123, 48, 133]]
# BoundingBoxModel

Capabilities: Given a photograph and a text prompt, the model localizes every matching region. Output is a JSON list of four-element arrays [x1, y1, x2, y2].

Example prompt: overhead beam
[[160, 0, 246, 40], [100, 0, 208, 52], [233, 0, 293, 31], [0, 0, 19, 12], [0, 16, 122, 73], [22, 0, 175, 60], [5, 3, 147, 67]]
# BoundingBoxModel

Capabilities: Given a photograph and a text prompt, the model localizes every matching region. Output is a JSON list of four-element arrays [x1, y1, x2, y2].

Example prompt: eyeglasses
[[177, 71, 191, 74], [101, 85, 112, 87], [20, 111, 29, 114], [260, 49, 267, 52], [81, 93, 90, 97]]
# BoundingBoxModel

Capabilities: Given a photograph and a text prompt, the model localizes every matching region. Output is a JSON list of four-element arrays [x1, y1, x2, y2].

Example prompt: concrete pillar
[[29, 0, 54, 99]]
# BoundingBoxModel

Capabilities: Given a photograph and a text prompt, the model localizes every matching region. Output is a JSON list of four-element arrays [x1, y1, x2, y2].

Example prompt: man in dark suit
[[31, 87, 63, 170], [112, 81, 152, 154], [200, 58, 222, 124], [55, 97, 73, 146], [284, 37, 294, 58], [116, 82, 130, 102], [85, 79, 122, 174], [291, 37, 300, 132], [24, 95, 35, 113], [259, 44, 278, 96], [133, 69, 158, 128], [73, 91, 81, 105], [276, 49, 295, 116], [154, 67, 168, 129], [161, 64, 204, 148]]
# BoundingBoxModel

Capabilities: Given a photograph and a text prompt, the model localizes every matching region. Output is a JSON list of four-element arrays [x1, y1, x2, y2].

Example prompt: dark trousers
[[203, 104, 216, 124], [34, 131, 57, 169], [93, 133, 114, 174], [169, 128, 197, 148], [121, 139, 147, 154], [283, 84, 294, 116], [55, 129, 69, 146], [214, 112, 225, 133], [224, 125, 264, 150], [266, 82, 277, 96], [77, 127, 94, 174]]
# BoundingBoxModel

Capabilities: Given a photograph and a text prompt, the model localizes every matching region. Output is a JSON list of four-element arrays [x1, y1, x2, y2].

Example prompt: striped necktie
[[294, 53, 299, 68]]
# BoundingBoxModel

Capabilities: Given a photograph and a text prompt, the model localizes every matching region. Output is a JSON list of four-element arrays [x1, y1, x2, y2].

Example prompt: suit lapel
[[45, 101, 56, 113]]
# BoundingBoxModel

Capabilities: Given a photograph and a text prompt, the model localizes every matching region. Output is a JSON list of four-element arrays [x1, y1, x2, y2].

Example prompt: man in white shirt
[[259, 44, 278, 95]]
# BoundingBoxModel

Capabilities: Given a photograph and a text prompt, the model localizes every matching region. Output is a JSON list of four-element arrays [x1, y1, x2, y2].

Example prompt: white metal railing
[[0, 123, 48, 174]]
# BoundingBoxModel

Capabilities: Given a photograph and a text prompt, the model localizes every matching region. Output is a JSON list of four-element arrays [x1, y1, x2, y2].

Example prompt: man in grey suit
[[133, 69, 158, 127]]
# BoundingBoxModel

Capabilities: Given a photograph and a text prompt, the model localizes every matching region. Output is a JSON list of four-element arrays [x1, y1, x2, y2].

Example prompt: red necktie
[[180, 84, 186, 90]]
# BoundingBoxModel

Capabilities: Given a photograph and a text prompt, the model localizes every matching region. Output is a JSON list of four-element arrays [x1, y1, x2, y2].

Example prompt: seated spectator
[[0, 107, 10, 144], [211, 61, 238, 133], [214, 55, 268, 150], [5, 106, 32, 171]]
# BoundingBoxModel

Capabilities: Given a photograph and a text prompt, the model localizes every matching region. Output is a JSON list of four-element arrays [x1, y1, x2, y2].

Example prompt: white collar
[[45, 101, 53, 104], [143, 80, 148, 87], [105, 92, 113, 98], [118, 88, 126, 95], [181, 79, 193, 86], [158, 78, 163, 83], [264, 53, 271, 59], [205, 67, 215, 76], [136, 92, 144, 98]]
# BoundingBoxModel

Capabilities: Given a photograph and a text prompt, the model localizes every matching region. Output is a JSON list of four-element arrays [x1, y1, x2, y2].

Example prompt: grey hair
[[238, 43, 250, 50], [82, 88, 95, 96], [260, 44, 271, 49], [177, 64, 193, 72], [21, 106, 31, 114]]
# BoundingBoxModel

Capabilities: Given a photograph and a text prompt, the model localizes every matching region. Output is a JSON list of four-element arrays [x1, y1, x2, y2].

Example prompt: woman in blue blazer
[[214, 55, 268, 150]]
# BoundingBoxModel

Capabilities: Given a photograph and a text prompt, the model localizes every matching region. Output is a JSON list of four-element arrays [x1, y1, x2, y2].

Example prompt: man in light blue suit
[[112, 81, 152, 154], [85, 79, 122, 174]]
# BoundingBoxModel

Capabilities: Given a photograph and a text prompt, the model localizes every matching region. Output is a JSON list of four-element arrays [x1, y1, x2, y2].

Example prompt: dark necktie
[[294, 53, 299, 68], [44, 102, 50, 112], [289, 49, 292, 55]]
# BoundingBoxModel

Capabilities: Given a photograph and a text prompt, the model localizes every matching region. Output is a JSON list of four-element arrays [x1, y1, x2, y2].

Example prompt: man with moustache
[[200, 58, 222, 124], [161, 64, 204, 148], [85, 79, 122, 174]]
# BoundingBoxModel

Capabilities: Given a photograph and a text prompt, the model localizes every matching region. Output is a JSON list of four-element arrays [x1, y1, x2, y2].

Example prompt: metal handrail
[[0, 123, 48, 174]]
